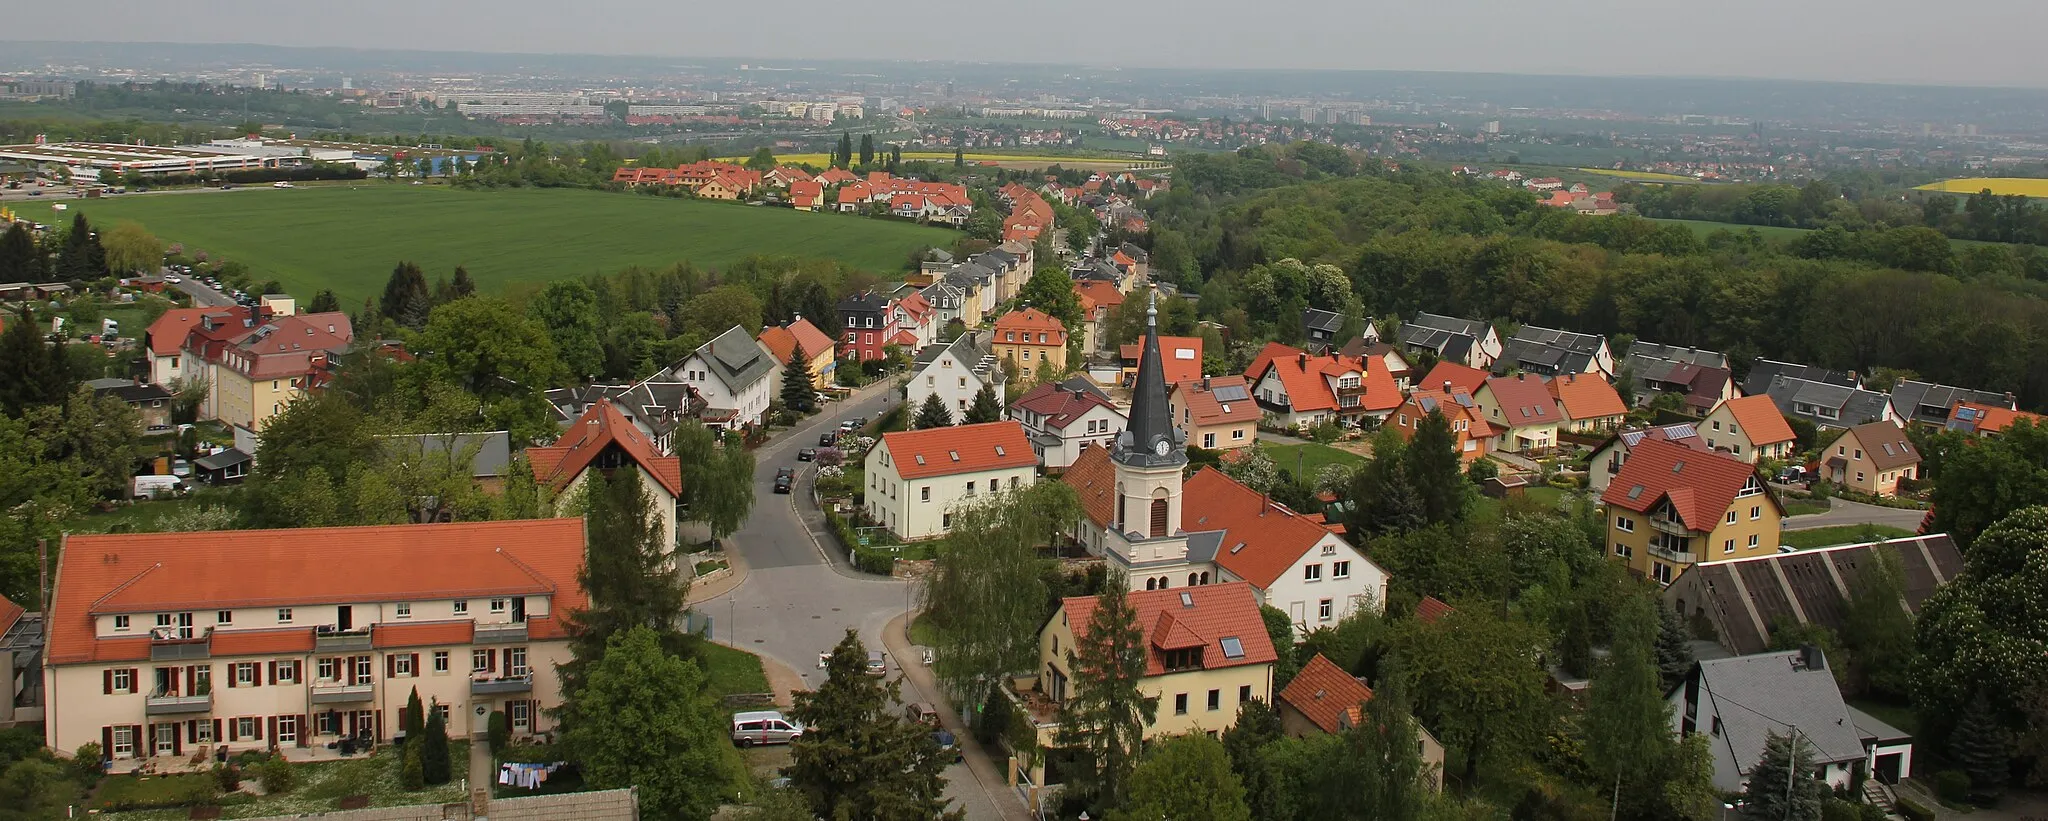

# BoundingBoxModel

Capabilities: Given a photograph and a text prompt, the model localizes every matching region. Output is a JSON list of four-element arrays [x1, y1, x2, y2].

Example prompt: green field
[[11, 186, 957, 305], [1261, 441, 1367, 478], [1653, 218, 1815, 242]]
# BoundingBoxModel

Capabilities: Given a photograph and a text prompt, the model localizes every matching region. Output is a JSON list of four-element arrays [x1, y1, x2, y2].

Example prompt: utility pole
[[1784, 724, 1801, 821]]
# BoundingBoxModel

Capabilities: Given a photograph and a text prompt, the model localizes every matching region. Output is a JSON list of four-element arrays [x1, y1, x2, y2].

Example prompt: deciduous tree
[[527, 281, 605, 381], [1107, 734, 1251, 821], [100, 220, 162, 275], [561, 627, 743, 821], [1391, 601, 1550, 786], [1913, 506, 2048, 747], [561, 470, 695, 695], [924, 483, 1076, 701], [684, 284, 764, 338]]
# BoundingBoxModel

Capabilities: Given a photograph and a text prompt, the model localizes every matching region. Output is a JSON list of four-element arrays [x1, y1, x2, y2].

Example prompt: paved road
[[171, 276, 235, 307], [706, 387, 1013, 820], [1782, 497, 1928, 532]]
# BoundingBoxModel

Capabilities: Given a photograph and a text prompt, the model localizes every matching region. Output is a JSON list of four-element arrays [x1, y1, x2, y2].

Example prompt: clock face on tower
[[1153, 438, 1171, 456]]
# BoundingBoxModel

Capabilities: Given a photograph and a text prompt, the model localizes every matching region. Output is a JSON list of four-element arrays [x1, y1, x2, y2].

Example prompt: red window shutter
[[410, 654, 419, 675], [300, 714, 310, 748], [129, 669, 139, 693], [227, 720, 239, 742], [386, 655, 396, 679], [171, 725, 182, 758], [211, 719, 222, 744], [267, 661, 277, 686], [103, 670, 112, 695], [374, 709, 383, 741], [266, 716, 277, 743], [101, 727, 112, 758]]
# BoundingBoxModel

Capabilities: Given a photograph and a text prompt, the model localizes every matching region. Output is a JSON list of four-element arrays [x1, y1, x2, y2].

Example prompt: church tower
[[1109, 289, 1188, 541]]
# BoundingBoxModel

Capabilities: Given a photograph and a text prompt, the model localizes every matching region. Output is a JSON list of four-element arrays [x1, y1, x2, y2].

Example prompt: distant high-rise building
[[1483, 120, 1501, 134], [252, 72, 266, 89], [341, 77, 353, 90]]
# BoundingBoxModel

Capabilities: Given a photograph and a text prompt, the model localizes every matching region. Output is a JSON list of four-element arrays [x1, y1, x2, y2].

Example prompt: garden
[[92, 742, 469, 820]]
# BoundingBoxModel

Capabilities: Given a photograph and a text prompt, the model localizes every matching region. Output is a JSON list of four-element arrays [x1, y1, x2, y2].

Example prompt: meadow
[[1914, 177, 2048, 198], [1574, 167, 1695, 182], [12, 185, 957, 305]]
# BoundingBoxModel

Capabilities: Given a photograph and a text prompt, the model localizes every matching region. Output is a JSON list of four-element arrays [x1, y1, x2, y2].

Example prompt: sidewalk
[[882, 612, 1035, 821], [467, 733, 492, 817], [687, 544, 749, 606]]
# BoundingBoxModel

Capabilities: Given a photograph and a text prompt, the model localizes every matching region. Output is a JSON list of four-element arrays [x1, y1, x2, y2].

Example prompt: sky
[[13, 0, 2047, 88]]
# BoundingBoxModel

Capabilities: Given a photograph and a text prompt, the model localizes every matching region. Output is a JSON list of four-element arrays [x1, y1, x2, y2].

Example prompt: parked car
[[797, 448, 818, 462], [819, 432, 838, 447], [730, 710, 804, 747], [774, 467, 795, 494], [905, 702, 941, 727], [164, 275, 182, 284], [931, 729, 961, 763], [1775, 466, 1810, 485], [865, 650, 887, 677]]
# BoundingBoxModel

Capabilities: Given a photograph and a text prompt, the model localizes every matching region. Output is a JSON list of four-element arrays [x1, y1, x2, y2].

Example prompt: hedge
[[1895, 797, 1934, 821]]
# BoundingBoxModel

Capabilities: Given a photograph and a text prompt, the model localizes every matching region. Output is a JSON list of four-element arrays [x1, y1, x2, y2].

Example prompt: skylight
[[1229, 542, 1246, 554], [1220, 637, 1245, 659], [914, 455, 926, 465], [1179, 592, 1195, 608], [1671, 461, 1685, 473], [1627, 485, 1645, 500], [995, 445, 1006, 457], [949, 450, 960, 462]]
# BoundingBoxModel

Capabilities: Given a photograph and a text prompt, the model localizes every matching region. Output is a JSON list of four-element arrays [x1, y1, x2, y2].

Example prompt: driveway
[[1782, 498, 1927, 532]]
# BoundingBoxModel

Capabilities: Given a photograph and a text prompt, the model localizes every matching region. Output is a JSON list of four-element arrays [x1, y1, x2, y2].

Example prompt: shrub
[[72, 742, 104, 785], [853, 547, 895, 575], [1933, 769, 1971, 803], [213, 762, 241, 792], [259, 756, 296, 793], [400, 744, 425, 791], [488, 711, 510, 754], [1896, 797, 1935, 821], [1821, 799, 1862, 821]]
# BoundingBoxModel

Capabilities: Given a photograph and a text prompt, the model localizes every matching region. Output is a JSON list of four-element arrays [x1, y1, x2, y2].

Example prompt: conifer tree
[[1058, 572, 1158, 814], [914, 392, 955, 429], [780, 348, 815, 414], [836, 132, 853, 169], [788, 630, 960, 820], [963, 382, 1002, 424], [560, 470, 694, 698], [858, 134, 875, 166], [1742, 730, 1830, 820], [0, 306, 74, 415], [450, 265, 477, 299], [1656, 600, 1697, 690], [402, 687, 425, 737], [1951, 692, 2014, 795], [56, 213, 105, 280], [380, 261, 433, 329], [0, 222, 38, 281], [420, 704, 453, 785], [1405, 410, 1468, 527], [307, 289, 342, 314], [1585, 597, 1674, 816]]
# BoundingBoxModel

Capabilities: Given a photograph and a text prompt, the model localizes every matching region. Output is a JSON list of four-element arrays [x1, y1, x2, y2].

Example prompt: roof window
[[949, 450, 960, 462], [1179, 591, 1194, 608], [1220, 637, 1245, 659]]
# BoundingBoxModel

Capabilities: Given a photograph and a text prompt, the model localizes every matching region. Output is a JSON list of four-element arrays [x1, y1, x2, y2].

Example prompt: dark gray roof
[[1662, 534, 1962, 657], [1302, 308, 1345, 333], [1495, 324, 1605, 376], [380, 431, 512, 478], [194, 448, 253, 471], [86, 377, 174, 403], [1396, 325, 1475, 362], [1406, 312, 1490, 338], [1112, 293, 1186, 470], [1743, 358, 1858, 397], [1888, 379, 2013, 425], [836, 292, 890, 314], [693, 326, 777, 391], [1184, 530, 1224, 563], [1686, 650, 1867, 791], [913, 331, 1003, 383], [1120, 242, 1150, 263], [1763, 375, 1892, 428], [547, 379, 704, 436], [1627, 342, 1728, 369]]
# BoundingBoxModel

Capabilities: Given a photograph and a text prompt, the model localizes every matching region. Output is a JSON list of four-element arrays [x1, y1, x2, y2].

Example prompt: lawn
[[1780, 524, 1913, 551], [1261, 441, 1366, 478], [1575, 167, 1696, 182], [700, 641, 771, 702], [10, 186, 957, 306], [1654, 218, 1815, 242], [98, 742, 469, 820], [1915, 177, 2048, 198], [1782, 499, 1832, 517]]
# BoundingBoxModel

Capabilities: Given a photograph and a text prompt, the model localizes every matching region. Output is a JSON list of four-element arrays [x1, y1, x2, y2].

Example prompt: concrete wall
[[236, 787, 637, 821]]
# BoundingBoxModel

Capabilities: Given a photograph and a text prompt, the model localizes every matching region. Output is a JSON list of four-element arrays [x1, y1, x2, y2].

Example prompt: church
[[1064, 292, 1391, 636]]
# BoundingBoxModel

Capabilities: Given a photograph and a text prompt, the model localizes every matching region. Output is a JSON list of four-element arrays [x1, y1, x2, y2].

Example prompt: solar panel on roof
[[1212, 385, 1250, 402]]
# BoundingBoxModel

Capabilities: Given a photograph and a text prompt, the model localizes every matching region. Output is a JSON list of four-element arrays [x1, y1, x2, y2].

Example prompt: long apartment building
[[44, 520, 586, 761]]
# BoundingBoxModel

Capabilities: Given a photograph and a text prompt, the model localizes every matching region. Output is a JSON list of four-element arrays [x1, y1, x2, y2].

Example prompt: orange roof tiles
[[759, 317, 833, 364], [995, 308, 1068, 346], [528, 399, 684, 497], [50, 518, 586, 665], [1416, 596, 1454, 624], [1948, 400, 2044, 435], [145, 307, 225, 356], [1253, 349, 1400, 414], [879, 421, 1039, 480], [1062, 446, 1118, 529], [1121, 336, 1204, 385], [0, 594, 23, 637], [1548, 374, 1627, 421], [1186, 468, 1344, 588], [1170, 377, 1261, 427], [1601, 438, 1775, 528], [1074, 280, 1124, 314], [1060, 582, 1277, 676], [374, 620, 476, 649], [1482, 374, 1560, 428], [1719, 395, 1796, 446], [1279, 653, 1374, 733], [1419, 361, 1490, 396]]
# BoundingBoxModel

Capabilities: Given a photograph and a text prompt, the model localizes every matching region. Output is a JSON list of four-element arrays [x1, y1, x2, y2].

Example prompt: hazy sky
[[15, 0, 2047, 87]]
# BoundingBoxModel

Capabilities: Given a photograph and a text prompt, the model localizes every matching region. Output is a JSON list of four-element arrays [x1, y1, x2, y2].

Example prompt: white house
[[1671, 649, 1914, 793], [864, 421, 1039, 541], [906, 331, 1004, 424], [663, 326, 777, 430], [1009, 378, 1127, 470]]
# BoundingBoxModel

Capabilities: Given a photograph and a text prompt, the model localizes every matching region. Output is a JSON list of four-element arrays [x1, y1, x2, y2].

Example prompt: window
[[1207, 689, 1221, 711], [317, 712, 339, 736], [473, 650, 491, 673], [942, 513, 953, 530], [433, 651, 449, 673], [110, 725, 135, 757], [193, 720, 215, 743], [965, 481, 976, 496], [1751, 505, 1762, 520], [275, 660, 299, 684], [1724, 539, 1735, 554], [507, 647, 529, 676], [318, 658, 339, 681], [276, 608, 293, 624], [1615, 516, 1635, 533], [510, 701, 531, 732], [277, 715, 299, 744], [216, 610, 232, 625], [112, 668, 135, 693], [1726, 510, 1737, 525], [394, 655, 415, 677], [395, 602, 411, 619], [1853, 449, 1863, 460], [1712, 420, 1722, 430], [1856, 471, 1865, 483], [157, 614, 172, 630], [1239, 685, 1254, 705], [235, 718, 258, 741], [452, 600, 468, 615], [1652, 562, 1673, 585], [1333, 561, 1351, 579], [234, 662, 258, 686], [353, 657, 372, 682], [1749, 534, 1760, 549], [1233, 429, 1246, 440], [1203, 433, 1215, 448], [489, 599, 506, 614], [1303, 564, 1323, 582], [114, 615, 130, 632], [1174, 693, 1189, 715], [1614, 543, 1633, 559], [1319, 599, 1334, 621]]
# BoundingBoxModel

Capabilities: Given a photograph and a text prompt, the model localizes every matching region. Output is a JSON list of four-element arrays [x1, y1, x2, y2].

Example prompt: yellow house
[[1602, 438, 1783, 585], [993, 308, 1070, 382], [1167, 376, 1260, 452], [757, 318, 838, 390], [1701, 395, 1798, 464], [1010, 583, 1275, 787], [1823, 421, 1922, 497]]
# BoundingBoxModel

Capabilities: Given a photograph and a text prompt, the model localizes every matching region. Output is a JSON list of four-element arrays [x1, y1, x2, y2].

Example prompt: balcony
[[472, 621, 528, 645], [144, 690, 212, 716], [313, 626, 373, 653], [1648, 516, 1693, 537], [1334, 383, 1369, 396], [149, 631, 211, 661], [470, 674, 532, 696], [309, 682, 374, 704], [1647, 543, 1698, 564]]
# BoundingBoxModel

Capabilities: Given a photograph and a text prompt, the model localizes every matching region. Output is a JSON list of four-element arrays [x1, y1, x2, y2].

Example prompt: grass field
[[1576, 167, 1695, 182], [1914, 177, 2048, 197], [1261, 441, 1366, 478], [1781, 524, 1913, 551], [10, 186, 957, 305], [1654, 218, 1816, 242], [715, 151, 1152, 169]]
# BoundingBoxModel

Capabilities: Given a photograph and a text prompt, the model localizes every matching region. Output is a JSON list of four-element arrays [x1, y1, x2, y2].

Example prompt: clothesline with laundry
[[498, 761, 566, 789]]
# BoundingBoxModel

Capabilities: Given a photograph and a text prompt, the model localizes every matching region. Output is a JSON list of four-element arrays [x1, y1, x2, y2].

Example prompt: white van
[[131, 475, 185, 499], [730, 710, 804, 747]]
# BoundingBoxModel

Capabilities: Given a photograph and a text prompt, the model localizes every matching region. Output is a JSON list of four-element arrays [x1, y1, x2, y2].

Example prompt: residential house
[[86, 377, 173, 430], [1010, 379, 1126, 469], [1119, 335, 1203, 387], [1822, 421, 1921, 496], [863, 421, 1039, 541], [143, 307, 220, 386], [1700, 396, 1797, 463], [1672, 649, 1914, 792], [1760, 374, 1898, 431], [1417, 361, 1489, 398], [528, 399, 685, 550], [1396, 313, 1500, 369], [1073, 280, 1124, 353], [543, 378, 704, 454], [1340, 339, 1412, 389], [1741, 359, 1859, 398], [1302, 308, 1347, 352], [663, 326, 777, 430], [1246, 344, 1402, 429], [888, 291, 937, 351], [193, 448, 253, 486], [764, 165, 813, 188], [1061, 318, 1390, 632], [836, 292, 893, 362], [1588, 424, 1708, 494], [0, 593, 43, 726], [757, 317, 837, 390], [43, 519, 585, 763], [1473, 374, 1562, 453], [992, 308, 1069, 382], [378, 431, 513, 496], [1603, 439, 1782, 586], [1493, 325, 1613, 379], [1888, 379, 2014, 429], [1168, 376, 1260, 452], [787, 179, 824, 212], [1662, 534, 1962, 657], [1276, 654, 1445, 793], [1547, 374, 1628, 433], [1622, 343, 1735, 415], [1944, 401, 2046, 436], [907, 331, 1004, 425], [195, 309, 354, 430], [1387, 389, 1496, 462]]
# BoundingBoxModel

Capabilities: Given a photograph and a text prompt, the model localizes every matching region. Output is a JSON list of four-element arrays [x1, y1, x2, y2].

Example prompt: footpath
[[884, 612, 1037, 821]]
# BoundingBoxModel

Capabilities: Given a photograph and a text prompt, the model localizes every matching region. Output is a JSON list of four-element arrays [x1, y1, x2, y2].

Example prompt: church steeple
[[1114, 288, 1186, 469]]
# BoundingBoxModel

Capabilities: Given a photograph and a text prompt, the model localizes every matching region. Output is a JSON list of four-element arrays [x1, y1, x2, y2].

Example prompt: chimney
[[1796, 644, 1826, 671], [1201, 377, 1211, 390], [1297, 353, 1307, 368], [2005, 391, 2017, 408], [1442, 380, 1452, 392], [1260, 491, 1269, 516]]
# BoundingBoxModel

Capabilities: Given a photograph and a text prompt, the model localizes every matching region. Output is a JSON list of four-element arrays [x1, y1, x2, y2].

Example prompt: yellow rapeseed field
[[1915, 177, 2048, 197], [1576, 167, 1695, 182]]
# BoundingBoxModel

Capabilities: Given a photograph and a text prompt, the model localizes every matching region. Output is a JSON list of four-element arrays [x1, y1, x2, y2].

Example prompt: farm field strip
[[1914, 177, 2048, 197]]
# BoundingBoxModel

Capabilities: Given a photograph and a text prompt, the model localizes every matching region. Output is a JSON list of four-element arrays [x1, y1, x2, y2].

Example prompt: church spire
[[1114, 288, 1186, 468]]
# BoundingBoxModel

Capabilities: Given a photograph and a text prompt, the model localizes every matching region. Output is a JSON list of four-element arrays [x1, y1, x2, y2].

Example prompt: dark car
[[797, 448, 818, 462], [773, 467, 796, 494], [819, 432, 838, 447]]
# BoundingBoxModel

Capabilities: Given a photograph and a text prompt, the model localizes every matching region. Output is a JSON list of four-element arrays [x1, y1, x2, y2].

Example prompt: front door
[[154, 724, 177, 756], [336, 605, 352, 631]]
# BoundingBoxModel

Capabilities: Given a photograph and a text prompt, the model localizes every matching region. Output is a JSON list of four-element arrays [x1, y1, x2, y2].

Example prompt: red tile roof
[[1419, 361, 1489, 396], [211, 627, 315, 656], [1601, 438, 1775, 528], [1170, 377, 1261, 427], [0, 594, 23, 637], [994, 308, 1068, 346], [1719, 395, 1796, 446], [1278, 653, 1373, 733], [1548, 374, 1627, 421], [1062, 446, 1118, 528], [1415, 596, 1454, 624], [1060, 582, 1277, 676], [1121, 336, 1205, 385], [1396, 390, 1498, 440], [789, 179, 824, 209], [879, 421, 1039, 480], [1185, 468, 1347, 588], [1073, 280, 1124, 314], [527, 399, 684, 497], [145, 307, 226, 356], [1013, 382, 1122, 431], [1948, 400, 2044, 435], [374, 620, 476, 649], [1244, 341, 1303, 388], [1253, 349, 1400, 414], [50, 519, 586, 665], [758, 317, 833, 364], [1482, 374, 1560, 428]]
